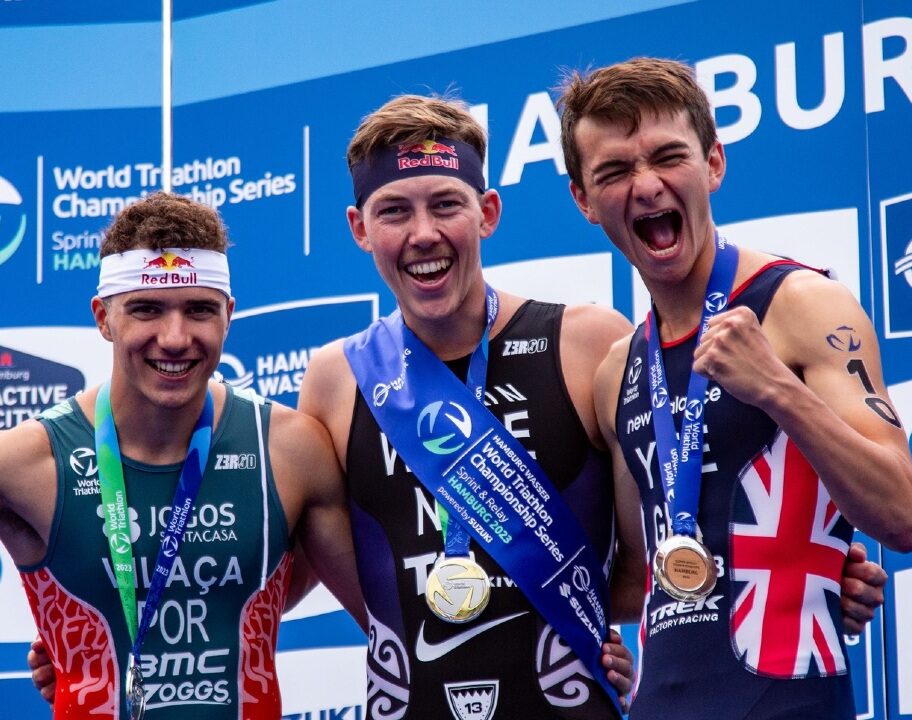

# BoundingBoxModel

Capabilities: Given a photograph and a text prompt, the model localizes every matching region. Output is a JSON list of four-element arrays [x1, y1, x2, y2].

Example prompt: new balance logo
[[502, 338, 547, 356], [214, 453, 257, 470]]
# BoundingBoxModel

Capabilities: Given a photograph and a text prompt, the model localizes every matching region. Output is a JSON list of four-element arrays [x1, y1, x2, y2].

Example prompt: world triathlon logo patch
[[417, 400, 472, 455], [444, 680, 499, 720]]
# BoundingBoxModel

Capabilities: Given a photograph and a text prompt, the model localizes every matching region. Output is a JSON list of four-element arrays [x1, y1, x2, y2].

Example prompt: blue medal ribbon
[[344, 287, 621, 713], [95, 382, 214, 712], [646, 235, 738, 537]]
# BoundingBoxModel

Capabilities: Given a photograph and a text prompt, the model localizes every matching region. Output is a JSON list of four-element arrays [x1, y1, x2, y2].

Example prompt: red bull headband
[[97, 247, 232, 298], [351, 137, 486, 207]]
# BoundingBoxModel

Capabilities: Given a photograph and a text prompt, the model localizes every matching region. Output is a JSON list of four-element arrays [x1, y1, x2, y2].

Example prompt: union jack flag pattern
[[731, 430, 852, 679]]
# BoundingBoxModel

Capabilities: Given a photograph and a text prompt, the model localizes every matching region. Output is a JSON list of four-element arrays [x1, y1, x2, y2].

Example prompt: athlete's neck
[[404, 287, 520, 362], [99, 380, 218, 464], [648, 232, 721, 343]]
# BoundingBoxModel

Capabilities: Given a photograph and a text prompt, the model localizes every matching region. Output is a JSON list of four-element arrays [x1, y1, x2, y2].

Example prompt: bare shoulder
[[297, 339, 357, 467], [0, 419, 57, 555], [561, 303, 634, 363], [268, 401, 335, 469], [298, 339, 354, 416], [594, 333, 635, 430], [266, 401, 343, 526], [0, 419, 55, 491], [765, 267, 870, 367]]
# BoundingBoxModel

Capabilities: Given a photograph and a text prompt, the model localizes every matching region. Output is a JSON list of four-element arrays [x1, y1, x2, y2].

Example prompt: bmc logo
[[214, 453, 257, 470]]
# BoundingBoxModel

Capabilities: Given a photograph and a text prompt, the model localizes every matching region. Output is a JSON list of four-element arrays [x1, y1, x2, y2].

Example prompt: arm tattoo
[[826, 325, 861, 352], [846, 359, 902, 428]]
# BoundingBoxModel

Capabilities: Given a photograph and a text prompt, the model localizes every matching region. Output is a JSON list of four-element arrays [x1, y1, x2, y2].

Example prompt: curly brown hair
[[558, 57, 717, 188], [100, 192, 229, 257], [347, 94, 487, 169]]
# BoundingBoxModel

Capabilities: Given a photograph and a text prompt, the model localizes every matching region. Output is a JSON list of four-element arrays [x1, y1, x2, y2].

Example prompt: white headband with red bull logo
[[96, 248, 232, 298], [351, 137, 486, 207]]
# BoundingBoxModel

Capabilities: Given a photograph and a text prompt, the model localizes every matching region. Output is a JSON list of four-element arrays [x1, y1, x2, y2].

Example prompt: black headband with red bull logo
[[351, 137, 485, 207]]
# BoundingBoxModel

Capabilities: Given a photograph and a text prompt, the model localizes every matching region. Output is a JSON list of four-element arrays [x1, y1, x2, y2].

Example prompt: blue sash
[[344, 296, 621, 713]]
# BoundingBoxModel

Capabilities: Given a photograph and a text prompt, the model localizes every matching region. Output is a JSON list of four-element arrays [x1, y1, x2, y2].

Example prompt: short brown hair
[[347, 94, 487, 169], [101, 192, 229, 257], [558, 57, 717, 188]]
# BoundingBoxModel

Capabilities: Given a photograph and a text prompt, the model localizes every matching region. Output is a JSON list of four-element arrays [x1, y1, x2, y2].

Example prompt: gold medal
[[126, 656, 146, 720], [653, 535, 716, 601], [425, 556, 491, 623]]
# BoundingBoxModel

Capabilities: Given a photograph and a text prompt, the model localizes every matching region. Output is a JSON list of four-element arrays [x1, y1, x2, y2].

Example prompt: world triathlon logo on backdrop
[[0, 175, 27, 267], [880, 193, 912, 339], [214, 353, 255, 390], [417, 400, 472, 455]]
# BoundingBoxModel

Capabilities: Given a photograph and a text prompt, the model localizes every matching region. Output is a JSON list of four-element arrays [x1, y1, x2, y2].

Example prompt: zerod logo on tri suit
[[501, 337, 548, 356], [417, 400, 472, 455], [880, 191, 912, 338]]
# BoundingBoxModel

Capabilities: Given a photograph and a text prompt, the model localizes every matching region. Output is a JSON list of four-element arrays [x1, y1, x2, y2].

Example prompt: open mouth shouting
[[633, 209, 683, 256], [148, 359, 198, 378], [405, 257, 453, 284]]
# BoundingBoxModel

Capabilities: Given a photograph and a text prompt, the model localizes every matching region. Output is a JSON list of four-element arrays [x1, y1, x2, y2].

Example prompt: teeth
[[637, 210, 674, 222], [153, 360, 193, 375], [407, 258, 452, 276]]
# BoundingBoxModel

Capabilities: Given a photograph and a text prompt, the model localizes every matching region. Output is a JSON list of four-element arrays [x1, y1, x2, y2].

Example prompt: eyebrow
[[589, 140, 693, 177], [122, 295, 222, 309], [371, 184, 471, 204]]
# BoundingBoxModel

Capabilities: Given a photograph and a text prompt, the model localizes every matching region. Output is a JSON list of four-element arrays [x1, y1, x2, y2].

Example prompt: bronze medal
[[426, 556, 491, 623], [653, 535, 716, 601], [125, 657, 146, 720]]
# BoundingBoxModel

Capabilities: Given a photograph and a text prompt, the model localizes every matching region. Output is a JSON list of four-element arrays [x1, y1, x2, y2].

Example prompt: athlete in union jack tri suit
[[560, 58, 912, 719]]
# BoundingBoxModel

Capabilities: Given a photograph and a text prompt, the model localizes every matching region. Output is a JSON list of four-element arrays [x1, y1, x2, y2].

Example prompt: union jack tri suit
[[616, 261, 856, 719], [18, 384, 292, 719]]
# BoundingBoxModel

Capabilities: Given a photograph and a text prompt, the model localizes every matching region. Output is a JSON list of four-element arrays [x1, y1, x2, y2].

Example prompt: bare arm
[[693, 270, 912, 551], [593, 337, 648, 623], [269, 403, 367, 631], [0, 420, 56, 567]]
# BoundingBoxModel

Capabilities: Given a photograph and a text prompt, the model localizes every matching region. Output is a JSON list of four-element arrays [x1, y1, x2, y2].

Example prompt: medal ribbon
[[435, 285, 498, 559], [646, 235, 737, 537], [95, 383, 214, 684], [344, 288, 621, 713]]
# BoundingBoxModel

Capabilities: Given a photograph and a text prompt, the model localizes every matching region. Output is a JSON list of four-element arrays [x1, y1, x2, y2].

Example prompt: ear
[[224, 296, 236, 336], [707, 140, 726, 193], [479, 189, 502, 239], [347, 206, 372, 252], [91, 296, 114, 343], [569, 180, 599, 225]]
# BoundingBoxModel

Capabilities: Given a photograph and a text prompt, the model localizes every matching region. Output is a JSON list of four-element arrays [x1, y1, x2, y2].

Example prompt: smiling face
[[348, 175, 501, 339], [570, 109, 725, 291], [93, 287, 233, 412]]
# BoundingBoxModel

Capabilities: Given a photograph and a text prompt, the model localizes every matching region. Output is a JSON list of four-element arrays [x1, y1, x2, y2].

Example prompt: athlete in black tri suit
[[560, 57, 911, 719], [299, 95, 641, 719]]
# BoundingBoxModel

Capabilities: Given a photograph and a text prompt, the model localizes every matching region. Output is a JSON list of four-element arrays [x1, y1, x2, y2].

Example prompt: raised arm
[[693, 269, 912, 551]]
